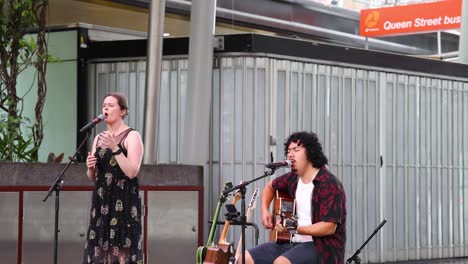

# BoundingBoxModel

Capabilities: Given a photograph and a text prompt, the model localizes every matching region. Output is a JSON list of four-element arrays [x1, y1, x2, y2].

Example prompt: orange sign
[[360, 0, 462, 37]]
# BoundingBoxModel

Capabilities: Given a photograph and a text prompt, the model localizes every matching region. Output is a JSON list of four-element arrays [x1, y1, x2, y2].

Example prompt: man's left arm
[[296, 221, 337, 236]]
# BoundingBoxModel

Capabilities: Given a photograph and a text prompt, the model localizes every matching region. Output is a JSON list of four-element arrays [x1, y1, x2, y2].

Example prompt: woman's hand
[[86, 152, 97, 170], [99, 132, 119, 152]]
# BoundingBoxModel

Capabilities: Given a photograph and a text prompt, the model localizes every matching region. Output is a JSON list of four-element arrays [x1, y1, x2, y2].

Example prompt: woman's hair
[[284, 131, 328, 168], [105, 92, 128, 117]]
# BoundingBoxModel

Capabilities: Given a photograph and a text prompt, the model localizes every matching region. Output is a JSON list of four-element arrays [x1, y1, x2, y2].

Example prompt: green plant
[[0, 0, 49, 162], [0, 114, 38, 162]]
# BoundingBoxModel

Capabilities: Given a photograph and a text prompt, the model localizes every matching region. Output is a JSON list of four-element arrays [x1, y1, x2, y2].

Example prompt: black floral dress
[[83, 128, 143, 264]]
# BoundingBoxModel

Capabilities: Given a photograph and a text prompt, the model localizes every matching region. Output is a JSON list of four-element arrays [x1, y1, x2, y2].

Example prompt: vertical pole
[[378, 73, 387, 262], [182, 0, 217, 251], [143, 0, 166, 164], [181, 0, 217, 165], [53, 188, 60, 264], [437, 31, 441, 56], [458, 0, 468, 63]]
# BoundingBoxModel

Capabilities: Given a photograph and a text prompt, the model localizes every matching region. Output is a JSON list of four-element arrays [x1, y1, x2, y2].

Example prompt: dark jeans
[[248, 241, 319, 264]]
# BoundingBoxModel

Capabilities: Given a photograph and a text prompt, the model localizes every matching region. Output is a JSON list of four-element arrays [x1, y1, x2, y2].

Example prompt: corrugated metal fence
[[88, 54, 468, 263]]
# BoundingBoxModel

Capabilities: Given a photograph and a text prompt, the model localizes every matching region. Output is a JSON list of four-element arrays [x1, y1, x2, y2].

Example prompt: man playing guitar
[[243, 131, 347, 264]]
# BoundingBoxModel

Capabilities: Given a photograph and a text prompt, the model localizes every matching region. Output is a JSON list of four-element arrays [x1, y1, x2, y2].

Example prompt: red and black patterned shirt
[[272, 167, 347, 264]]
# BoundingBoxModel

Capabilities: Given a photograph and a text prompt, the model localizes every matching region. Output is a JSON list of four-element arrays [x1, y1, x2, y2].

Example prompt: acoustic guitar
[[203, 190, 242, 264], [269, 190, 296, 243], [233, 188, 259, 264], [196, 182, 233, 264]]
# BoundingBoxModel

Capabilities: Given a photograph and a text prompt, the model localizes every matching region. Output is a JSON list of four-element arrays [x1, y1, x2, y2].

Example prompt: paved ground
[[378, 259, 468, 264]]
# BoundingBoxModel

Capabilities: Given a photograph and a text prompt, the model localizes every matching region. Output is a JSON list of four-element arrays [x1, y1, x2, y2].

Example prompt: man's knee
[[240, 250, 255, 264], [273, 256, 292, 264]]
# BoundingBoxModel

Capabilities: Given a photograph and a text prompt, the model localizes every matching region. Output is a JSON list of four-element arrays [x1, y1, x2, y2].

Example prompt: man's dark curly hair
[[284, 131, 328, 168]]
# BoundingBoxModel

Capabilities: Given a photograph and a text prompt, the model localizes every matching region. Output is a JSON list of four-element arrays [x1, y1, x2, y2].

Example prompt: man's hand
[[261, 210, 273, 229], [284, 215, 298, 231], [274, 215, 298, 233]]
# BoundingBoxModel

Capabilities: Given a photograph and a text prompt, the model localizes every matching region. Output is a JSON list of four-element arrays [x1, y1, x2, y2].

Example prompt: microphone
[[79, 114, 105, 133], [265, 160, 292, 169]]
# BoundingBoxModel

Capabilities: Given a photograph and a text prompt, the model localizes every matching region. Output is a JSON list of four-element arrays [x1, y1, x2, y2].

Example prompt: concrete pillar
[[181, 0, 217, 165], [143, 0, 165, 164]]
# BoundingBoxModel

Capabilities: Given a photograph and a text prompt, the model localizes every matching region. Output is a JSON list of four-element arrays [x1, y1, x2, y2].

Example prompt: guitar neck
[[206, 200, 223, 246], [234, 207, 253, 259], [218, 192, 241, 245], [217, 219, 231, 245]]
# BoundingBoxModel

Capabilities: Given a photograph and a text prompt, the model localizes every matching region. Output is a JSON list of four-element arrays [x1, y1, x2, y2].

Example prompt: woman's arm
[[86, 136, 99, 181], [112, 131, 144, 179]]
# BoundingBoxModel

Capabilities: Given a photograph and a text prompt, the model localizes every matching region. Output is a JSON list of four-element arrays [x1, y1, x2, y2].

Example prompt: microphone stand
[[346, 219, 387, 264], [43, 131, 91, 264], [223, 167, 278, 264]]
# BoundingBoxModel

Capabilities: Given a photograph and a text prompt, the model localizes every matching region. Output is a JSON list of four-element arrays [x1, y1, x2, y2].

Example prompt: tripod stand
[[43, 131, 90, 264], [222, 168, 278, 264], [346, 219, 387, 264]]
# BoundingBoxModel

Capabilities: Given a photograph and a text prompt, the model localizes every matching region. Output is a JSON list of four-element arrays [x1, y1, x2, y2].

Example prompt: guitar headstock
[[220, 182, 233, 204], [248, 188, 259, 209], [232, 189, 242, 204]]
